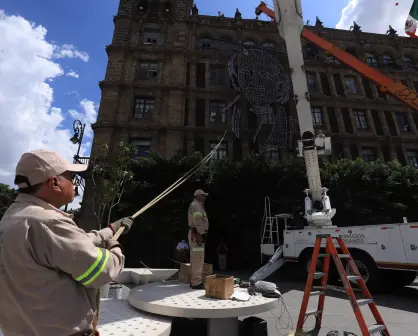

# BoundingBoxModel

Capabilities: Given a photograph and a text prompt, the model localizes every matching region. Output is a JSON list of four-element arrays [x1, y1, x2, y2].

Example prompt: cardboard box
[[179, 263, 213, 284], [205, 274, 235, 300]]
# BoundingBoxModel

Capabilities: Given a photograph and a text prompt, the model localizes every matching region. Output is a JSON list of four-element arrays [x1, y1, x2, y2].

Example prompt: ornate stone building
[[77, 0, 418, 231], [93, 0, 418, 167]]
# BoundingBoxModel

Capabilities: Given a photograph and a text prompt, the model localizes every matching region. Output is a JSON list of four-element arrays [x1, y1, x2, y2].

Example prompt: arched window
[[198, 37, 212, 50], [304, 43, 320, 60], [365, 53, 378, 67], [382, 54, 394, 66], [404, 55, 415, 69]]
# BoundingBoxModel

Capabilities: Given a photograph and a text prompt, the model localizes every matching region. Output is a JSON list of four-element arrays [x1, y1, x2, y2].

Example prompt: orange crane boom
[[255, 1, 418, 111]]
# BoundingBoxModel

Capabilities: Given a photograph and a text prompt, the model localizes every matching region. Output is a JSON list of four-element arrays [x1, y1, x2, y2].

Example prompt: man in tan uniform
[[188, 189, 209, 289], [0, 149, 133, 336]]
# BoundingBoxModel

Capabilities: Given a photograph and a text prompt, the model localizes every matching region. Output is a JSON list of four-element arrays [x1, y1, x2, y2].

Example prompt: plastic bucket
[[108, 284, 123, 299]]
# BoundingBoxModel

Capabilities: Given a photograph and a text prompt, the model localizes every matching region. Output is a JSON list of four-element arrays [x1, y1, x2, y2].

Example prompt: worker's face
[[196, 194, 206, 203], [47, 171, 75, 206], [236, 49, 289, 106]]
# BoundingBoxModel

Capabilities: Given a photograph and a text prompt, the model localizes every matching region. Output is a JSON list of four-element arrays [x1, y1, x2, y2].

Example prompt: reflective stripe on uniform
[[75, 248, 110, 286], [192, 212, 203, 218], [191, 247, 204, 252]]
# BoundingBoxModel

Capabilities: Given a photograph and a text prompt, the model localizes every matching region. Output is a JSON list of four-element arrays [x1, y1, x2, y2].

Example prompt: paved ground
[[118, 265, 418, 335], [234, 264, 418, 336]]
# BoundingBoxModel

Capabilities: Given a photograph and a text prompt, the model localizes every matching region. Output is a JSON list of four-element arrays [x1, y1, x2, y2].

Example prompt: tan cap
[[15, 149, 88, 188], [194, 189, 208, 197]]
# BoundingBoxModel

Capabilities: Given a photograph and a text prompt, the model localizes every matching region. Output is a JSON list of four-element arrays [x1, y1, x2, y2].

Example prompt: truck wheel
[[300, 250, 325, 283], [402, 271, 418, 286], [383, 270, 417, 288], [345, 251, 382, 292], [299, 250, 339, 284]]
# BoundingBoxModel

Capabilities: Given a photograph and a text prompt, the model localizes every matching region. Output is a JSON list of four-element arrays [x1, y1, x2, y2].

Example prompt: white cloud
[[0, 10, 97, 209], [336, 0, 413, 35], [66, 70, 79, 78], [65, 90, 81, 100], [54, 44, 89, 62]]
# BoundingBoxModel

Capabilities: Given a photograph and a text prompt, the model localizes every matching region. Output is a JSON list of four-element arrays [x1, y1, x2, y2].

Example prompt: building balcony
[[74, 155, 90, 165]]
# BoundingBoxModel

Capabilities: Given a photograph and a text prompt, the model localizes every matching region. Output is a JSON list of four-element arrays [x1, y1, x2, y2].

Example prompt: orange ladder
[[294, 234, 390, 335]]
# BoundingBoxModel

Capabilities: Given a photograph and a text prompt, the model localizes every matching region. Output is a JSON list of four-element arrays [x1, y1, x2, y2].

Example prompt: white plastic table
[[128, 281, 279, 336], [0, 299, 172, 336]]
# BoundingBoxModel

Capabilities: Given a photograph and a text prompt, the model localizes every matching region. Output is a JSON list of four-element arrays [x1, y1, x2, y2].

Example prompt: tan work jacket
[[0, 193, 124, 336], [188, 200, 209, 234]]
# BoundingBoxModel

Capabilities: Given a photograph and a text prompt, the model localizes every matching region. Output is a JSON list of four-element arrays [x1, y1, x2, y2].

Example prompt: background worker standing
[[188, 189, 209, 289], [0, 149, 133, 336]]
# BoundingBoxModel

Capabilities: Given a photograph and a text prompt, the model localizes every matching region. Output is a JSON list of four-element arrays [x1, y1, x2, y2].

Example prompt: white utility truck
[[251, 0, 418, 291], [258, 206, 418, 291]]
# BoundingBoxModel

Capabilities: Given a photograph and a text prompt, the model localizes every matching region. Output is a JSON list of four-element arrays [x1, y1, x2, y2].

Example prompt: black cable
[[269, 297, 294, 336]]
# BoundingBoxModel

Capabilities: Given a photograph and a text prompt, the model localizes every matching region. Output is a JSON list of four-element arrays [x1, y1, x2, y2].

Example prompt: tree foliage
[[115, 154, 418, 269], [322, 158, 418, 225], [91, 142, 134, 227], [0, 184, 16, 220]]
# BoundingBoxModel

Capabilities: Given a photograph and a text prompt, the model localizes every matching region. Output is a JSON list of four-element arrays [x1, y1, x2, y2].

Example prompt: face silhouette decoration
[[225, 48, 295, 147], [232, 49, 289, 106]]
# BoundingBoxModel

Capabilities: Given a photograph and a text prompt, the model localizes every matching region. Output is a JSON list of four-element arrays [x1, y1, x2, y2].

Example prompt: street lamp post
[[70, 120, 86, 161], [64, 120, 89, 212]]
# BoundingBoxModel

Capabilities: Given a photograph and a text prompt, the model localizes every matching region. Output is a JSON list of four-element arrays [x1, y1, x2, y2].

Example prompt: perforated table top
[[98, 298, 172, 336], [0, 299, 172, 336], [128, 281, 279, 319]]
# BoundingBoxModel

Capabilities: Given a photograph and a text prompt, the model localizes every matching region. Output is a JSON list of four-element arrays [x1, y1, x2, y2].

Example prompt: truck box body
[[282, 223, 418, 270]]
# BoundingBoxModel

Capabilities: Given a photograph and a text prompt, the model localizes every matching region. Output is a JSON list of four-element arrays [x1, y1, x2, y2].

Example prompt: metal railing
[[74, 155, 90, 165]]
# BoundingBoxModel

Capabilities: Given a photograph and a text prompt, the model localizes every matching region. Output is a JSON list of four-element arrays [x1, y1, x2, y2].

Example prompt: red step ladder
[[293, 233, 390, 336]]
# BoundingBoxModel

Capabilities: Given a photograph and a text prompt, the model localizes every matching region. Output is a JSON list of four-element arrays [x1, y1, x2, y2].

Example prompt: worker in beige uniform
[[0, 149, 133, 336], [188, 189, 209, 289]]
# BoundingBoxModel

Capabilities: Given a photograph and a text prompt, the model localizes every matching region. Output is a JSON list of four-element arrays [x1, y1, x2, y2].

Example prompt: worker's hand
[[109, 217, 134, 235], [105, 239, 122, 251]]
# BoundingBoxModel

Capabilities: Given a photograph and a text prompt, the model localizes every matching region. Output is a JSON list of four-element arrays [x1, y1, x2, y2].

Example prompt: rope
[[93, 282, 102, 332], [113, 131, 227, 240], [92, 131, 227, 332]]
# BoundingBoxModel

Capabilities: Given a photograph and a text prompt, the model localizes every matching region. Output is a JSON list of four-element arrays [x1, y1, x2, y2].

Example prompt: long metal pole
[[273, 0, 323, 204], [75, 124, 85, 158], [64, 121, 86, 213]]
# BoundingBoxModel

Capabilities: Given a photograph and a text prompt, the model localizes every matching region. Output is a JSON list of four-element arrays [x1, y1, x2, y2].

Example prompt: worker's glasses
[[58, 173, 77, 183]]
